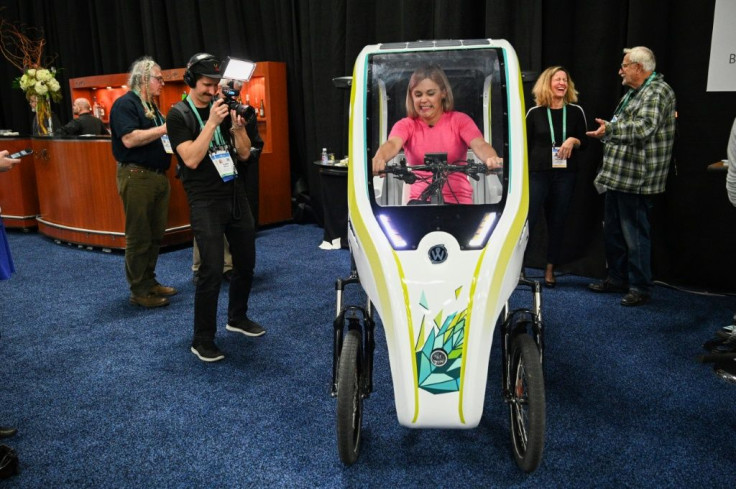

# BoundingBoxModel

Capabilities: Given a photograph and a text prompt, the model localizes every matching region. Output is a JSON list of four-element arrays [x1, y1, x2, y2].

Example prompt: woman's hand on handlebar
[[485, 156, 503, 170], [372, 137, 403, 177], [372, 156, 387, 177]]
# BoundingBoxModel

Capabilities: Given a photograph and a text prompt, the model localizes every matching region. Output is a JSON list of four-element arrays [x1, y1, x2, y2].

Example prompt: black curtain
[[1, 0, 734, 290]]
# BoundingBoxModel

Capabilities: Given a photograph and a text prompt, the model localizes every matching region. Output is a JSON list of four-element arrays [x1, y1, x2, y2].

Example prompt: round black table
[[314, 161, 348, 248]]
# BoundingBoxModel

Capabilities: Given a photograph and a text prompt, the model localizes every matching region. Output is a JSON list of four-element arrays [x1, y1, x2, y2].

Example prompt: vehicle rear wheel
[[508, 333, 545, 472], [336, 328, 362, 465]]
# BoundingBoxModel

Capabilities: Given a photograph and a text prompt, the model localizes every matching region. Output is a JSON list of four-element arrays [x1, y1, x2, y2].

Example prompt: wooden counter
[[0, 137, 39, 229], [70, 61, 293, 227], [31, 137, 191, 249]]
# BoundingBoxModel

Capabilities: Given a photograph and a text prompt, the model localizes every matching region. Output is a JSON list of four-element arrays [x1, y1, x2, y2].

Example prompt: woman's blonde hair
[[532, 66, 578, 107], [405, 64, 454, 118]]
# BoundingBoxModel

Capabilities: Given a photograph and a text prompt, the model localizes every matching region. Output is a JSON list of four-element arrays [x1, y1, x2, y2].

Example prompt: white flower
[[34, 81, 48, 96], [17, 66, 62, 103], [36, 69, 51, 82], [19, 74, 32, 90]]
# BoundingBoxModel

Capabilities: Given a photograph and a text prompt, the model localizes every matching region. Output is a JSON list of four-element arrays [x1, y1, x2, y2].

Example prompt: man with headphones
[[167, 53, 264, 362], [110, 56, 177, 308]]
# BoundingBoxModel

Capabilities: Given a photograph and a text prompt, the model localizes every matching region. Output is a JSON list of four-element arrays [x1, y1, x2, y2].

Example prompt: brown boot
[[129, 294, 170, 308], [150, 284, 178, 297]]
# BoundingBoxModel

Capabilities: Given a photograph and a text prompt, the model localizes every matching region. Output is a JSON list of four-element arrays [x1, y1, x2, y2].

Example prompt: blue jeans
[[528, 171, 577, 265], [603, 190, 654, 294], [189, 184, 255, 344]]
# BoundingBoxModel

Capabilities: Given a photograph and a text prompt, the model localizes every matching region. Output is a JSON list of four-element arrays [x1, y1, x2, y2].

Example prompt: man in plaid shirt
[[586, 46, 676, 307]]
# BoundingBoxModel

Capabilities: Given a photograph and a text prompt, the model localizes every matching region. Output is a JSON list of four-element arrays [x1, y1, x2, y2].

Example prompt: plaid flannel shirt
[[594, 73, 676, 194]]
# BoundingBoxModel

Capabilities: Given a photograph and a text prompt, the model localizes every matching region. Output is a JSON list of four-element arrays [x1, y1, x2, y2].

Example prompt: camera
[[219, 82, 256, 122], [218, 57, 258, 122]]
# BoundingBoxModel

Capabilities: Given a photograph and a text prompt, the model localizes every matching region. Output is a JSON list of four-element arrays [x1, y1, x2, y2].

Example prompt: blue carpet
[[0, 223, 735, 488]]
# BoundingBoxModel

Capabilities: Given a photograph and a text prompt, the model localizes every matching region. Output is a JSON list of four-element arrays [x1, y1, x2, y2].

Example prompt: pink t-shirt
[[389, 111, 482, 204]]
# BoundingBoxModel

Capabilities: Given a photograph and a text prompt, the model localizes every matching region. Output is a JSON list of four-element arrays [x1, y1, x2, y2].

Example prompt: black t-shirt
[[57, 113, 107, 136], [109, 91, 170, 171], [526, 104, 588, 172], [167, 99, 263, 203]]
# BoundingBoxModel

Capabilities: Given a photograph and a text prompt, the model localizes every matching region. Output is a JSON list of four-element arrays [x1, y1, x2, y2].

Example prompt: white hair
[[624, 46, 656, 72], [127, 56, 160, 100], [218, 78, 243, 90]]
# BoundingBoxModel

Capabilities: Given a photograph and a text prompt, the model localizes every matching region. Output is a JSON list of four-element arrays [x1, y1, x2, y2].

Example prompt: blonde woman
[[525, 66, 587, 287]]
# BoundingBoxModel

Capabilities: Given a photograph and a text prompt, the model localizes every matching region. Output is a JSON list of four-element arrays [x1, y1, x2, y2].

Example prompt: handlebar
[[380, 159, 501, 185]]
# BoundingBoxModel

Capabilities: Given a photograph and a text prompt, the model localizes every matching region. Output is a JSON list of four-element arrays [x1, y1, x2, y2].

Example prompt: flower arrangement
[[16, 67, 62, 103], [0, 17, 62, 134]]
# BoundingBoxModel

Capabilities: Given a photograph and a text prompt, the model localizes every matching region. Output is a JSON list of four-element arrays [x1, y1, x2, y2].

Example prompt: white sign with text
[[707, 0, 736, 92]]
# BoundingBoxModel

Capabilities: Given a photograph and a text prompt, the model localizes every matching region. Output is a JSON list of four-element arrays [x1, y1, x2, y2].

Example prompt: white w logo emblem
[[428, 245, 448, 264]]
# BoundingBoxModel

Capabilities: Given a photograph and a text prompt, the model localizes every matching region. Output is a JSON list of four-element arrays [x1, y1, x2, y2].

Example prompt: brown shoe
[[129, 293, 170, 308], [150, 284, 178, 297]]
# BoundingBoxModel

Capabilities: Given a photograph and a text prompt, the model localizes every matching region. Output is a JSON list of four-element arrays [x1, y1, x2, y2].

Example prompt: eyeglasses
[[152, 75, 165, 83], [620, 62, 637, 69]]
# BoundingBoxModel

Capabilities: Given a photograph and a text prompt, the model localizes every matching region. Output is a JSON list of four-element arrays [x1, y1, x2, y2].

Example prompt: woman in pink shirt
[[372, 64, 503, 204]]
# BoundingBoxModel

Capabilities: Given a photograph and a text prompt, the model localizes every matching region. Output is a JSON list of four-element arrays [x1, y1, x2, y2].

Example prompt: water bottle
[[321, 147, 329, 164]]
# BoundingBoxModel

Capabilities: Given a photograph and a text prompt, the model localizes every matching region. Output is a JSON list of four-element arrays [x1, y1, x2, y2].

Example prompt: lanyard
[[614, 72, 657, 116], [546, 105, 566, 146], [186, 97, 227, 148]]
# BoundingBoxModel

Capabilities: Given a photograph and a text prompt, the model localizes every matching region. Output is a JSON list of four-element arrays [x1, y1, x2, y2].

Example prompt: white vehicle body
[[346, 39, 529, 428]]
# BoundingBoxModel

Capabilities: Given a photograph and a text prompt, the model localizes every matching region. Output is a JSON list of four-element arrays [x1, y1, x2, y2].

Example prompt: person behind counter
[[167, 53, 265, 362], [525, 66, 588, 287], [371, 63, 503, 204], [56, 98, 108, 136], [28, 94, 62, 136], [109, 56, 177, 309]]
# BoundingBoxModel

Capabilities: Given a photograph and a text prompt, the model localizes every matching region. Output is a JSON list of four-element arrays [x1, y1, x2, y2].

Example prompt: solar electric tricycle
[[330, 39, 545, 472]]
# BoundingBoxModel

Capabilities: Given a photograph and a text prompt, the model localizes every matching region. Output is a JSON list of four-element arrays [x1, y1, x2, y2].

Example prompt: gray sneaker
[[226, 319, 266, 337]]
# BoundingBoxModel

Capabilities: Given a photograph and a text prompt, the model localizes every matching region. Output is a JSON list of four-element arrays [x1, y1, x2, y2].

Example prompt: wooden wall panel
[[0, 137, 39, 228]]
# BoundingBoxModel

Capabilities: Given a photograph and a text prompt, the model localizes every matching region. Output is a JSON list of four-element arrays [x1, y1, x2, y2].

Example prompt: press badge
[[552, 146, 567, 169], [161, 134, 173, 154], [210, 147, 237, 182]]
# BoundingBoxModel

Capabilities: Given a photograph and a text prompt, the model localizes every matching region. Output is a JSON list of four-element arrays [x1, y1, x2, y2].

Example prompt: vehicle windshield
[[364, 44, 509, 249]]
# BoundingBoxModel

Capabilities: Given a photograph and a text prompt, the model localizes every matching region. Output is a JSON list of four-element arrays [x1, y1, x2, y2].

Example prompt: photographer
[[167, 53, 265, 362]]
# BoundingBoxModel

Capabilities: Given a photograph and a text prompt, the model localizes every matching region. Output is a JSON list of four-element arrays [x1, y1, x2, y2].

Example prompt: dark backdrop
[[0, 0, 734, 291]]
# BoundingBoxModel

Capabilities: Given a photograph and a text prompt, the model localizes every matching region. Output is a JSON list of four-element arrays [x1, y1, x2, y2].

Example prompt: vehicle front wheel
[[508, 333, 545, 472], [336, 328, 362, 465]]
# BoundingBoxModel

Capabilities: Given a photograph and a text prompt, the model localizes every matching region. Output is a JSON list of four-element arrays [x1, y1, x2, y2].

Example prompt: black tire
[[336, 328, 362, 465], [508, 333, 545, 472]]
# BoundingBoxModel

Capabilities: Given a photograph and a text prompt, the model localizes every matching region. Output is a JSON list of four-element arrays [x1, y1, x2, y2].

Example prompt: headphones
[[183, 53, 217, 88]]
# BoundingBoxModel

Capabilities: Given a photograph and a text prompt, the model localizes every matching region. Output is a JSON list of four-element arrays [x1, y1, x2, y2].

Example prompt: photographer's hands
[[207, 98, 230, 128], [229, 112, 252, 160]]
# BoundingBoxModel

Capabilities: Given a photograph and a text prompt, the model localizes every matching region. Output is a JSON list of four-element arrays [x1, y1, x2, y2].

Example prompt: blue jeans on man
[[590, 190, 654, 305]]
